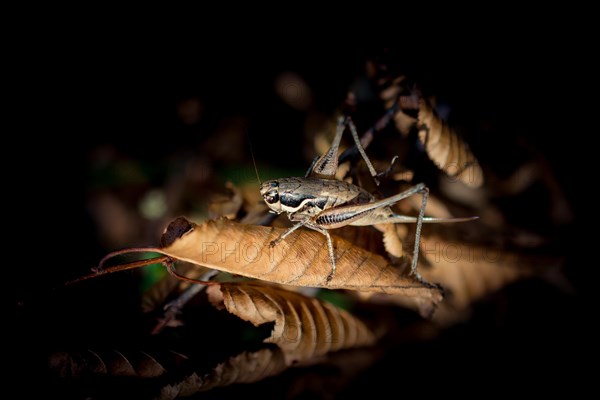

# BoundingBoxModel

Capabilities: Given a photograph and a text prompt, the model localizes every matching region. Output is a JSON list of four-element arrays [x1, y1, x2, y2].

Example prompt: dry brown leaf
[[421, 236, 528, 315], [207, 281, 378, 365], [208, 180, 274, 226], [50, 346, 283, 399], [417, 98, 484, 188], [375, 223, 408, 260], [371, 64, 483, 188], [158, 217, 443, 309], [391, 168, 415, 182], [160, 281, 378, 397], [208, 181, 243, 219], [49, 349, 176, 378], [160, 347, 288, 399], [379, 76, 420, 136], [51, 280, 377, 397], [372, 234, 560, 324], [326, 225, 387, 259], [51, 279, 377, 397]]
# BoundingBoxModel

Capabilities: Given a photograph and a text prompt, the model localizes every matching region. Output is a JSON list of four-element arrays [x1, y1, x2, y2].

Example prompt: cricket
[[259, 116, 476, 283], [67, 114, 476, 289]]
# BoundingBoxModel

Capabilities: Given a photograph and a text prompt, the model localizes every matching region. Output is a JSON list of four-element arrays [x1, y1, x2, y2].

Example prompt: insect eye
[[265, 190, 279, 204]]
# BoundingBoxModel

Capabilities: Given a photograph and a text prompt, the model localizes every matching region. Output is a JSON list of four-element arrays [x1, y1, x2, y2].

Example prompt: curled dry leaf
[[417, 98, 484, 188], [207, 281, 378, 365], [375, 223, 408, 260], [158, 217, 443, 309], [161, 348, 288, 399], [375, 72, 483, 188], [50, 347, 285, 399], [51, 281, 377, 398], [49, 349, 180, 379]]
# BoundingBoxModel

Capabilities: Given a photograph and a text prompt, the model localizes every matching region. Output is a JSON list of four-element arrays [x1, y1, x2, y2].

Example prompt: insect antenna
[[247, 133, 262, 186]]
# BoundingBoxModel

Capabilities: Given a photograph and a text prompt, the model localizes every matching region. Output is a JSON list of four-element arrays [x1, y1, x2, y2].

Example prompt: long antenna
[[247, 132, 262, 185]]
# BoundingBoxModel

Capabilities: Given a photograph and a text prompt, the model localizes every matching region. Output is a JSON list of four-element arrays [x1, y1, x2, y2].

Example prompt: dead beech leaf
[[331, 225, 387, 259], [49, 349, 174, 378], [370, 64, 482, 187], [159, 217, 442, 308], [420, 236, 528, 317], [50, 348, 282, 398], [207, 281, 378, 365], [375, 234, 559, 324], [417, 98, 484, 188], [51, 280, 377, 397], [161, 347, 287, 398], [49, 347, 285, 398], [160, 281, 378, 397]]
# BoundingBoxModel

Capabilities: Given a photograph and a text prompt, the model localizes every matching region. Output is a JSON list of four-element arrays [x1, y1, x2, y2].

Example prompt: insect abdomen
[[315, 209, 369, 228]]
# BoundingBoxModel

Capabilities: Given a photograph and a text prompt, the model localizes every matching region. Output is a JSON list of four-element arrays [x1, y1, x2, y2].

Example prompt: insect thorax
[[276, 177, 373, 214]]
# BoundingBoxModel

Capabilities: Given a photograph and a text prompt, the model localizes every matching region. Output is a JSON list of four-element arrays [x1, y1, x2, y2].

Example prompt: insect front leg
[[269, 202, 338, 283], [269, 202, 321, 248], [269, 219, 309, 248]]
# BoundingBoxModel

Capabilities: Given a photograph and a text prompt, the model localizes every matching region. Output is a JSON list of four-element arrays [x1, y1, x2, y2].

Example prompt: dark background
[[10, 35, 588, 397]]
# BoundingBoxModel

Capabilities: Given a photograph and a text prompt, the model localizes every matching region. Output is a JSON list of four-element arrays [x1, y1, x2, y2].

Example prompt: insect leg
[[338, 103, 399, 165], [312, 183, 430, 279], [305, 155, 319, 177], [269, 219, 309, 248], [377, 155, 399, 179], [310, 116, 382, 184], [346, 116, 380, 185], [270, 218, 337, 284], [310, 116, 346, 178], [304, 223, 336, 284], [410, 185, 428, 281], [347, 182, 430, 279]]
